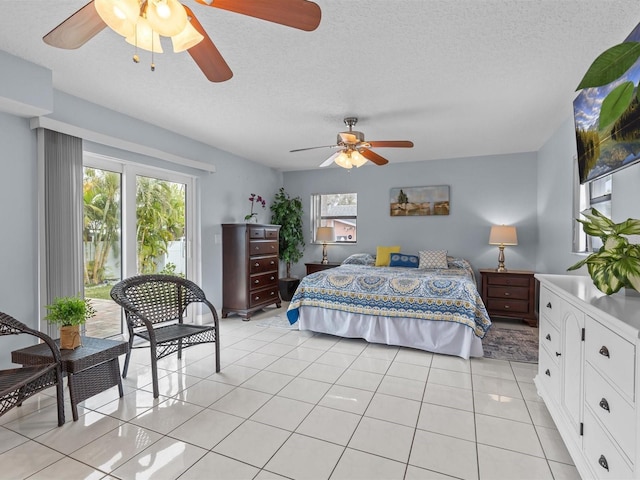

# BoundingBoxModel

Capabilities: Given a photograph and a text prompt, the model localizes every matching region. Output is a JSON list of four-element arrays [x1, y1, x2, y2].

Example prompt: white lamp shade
[[489, 225, 518, 245], [350, 150, 368, 168], [171, 20, 204, 52], [316, 226, 335, 242], [146, 0, 188, 37], [334, 152, 353, 169], [95, 0, 138, 37], [126, 17, 164, 53]]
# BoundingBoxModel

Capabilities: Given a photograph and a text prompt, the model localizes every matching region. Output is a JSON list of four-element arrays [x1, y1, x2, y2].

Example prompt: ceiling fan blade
[[290, 145, 339, 153], [194, 0, 321, 31], [184, 6, 233, 82], [43, 1, 106, 49], [361, 149, 389, 166], [320, 152, 341, 167], [368, 141, 414, 148]]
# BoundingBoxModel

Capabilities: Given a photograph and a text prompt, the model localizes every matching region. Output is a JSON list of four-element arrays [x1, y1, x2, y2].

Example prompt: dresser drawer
[[249, 227, 279, 240], [538, 348, 561, 406], [250, 256, 278, 274], [250, 241, 278, 256], [486, 298, 529, 314], [540, 319, 561, 365], [585, 363, 635, 460], [486, 274, 531, 287], [539, 287, 561, 330], [585, 316, 636, 401], [583, 407, 634, 479], [249, 286, 280, 307], [250, 272, 278, 291], [487, 285, 529, 300]]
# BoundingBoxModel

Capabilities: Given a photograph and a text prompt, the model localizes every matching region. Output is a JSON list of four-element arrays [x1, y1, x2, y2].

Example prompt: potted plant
[[568, 208, 640, 295], [270, 187, 305, 301], [45, 295, 96, 349]]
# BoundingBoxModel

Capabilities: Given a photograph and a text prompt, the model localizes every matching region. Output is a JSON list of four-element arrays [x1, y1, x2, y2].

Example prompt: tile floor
[[0, 307, 580, 480]]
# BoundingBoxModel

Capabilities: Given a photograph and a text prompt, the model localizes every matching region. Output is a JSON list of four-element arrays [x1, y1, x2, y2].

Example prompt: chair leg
[[122, 337, 134, 378], [150, 344, 159, 398], [55, 367, 65, 426]]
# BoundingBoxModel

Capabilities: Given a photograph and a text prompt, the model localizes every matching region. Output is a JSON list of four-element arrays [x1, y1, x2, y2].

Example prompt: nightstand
[[479, 269, 537, 327], [305, 262, 341, 275]]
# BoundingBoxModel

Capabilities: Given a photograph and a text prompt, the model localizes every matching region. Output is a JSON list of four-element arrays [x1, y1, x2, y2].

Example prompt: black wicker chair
[[110, 275, 220, 398], [0, 312, 65, 426]]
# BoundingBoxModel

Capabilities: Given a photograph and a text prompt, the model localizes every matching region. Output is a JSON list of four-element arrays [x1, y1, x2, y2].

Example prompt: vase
[[60, 325, 81, 349], [245, 215, 258, 223]]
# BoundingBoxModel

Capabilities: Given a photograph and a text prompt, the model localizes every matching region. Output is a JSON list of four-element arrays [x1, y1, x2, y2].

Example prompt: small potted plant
[[568, 208, 640, 295], [45, 295, 96, 349], [244, 193, 266, 223]]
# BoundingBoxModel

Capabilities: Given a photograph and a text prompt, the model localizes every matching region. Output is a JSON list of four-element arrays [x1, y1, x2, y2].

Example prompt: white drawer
[[585, 316, 636, 401], [539, 286, 561, 330], [538, 348, 561, 406], [583, 407, 634, 479], [584, 363, 635, 462], [539, 318, 561, 365]]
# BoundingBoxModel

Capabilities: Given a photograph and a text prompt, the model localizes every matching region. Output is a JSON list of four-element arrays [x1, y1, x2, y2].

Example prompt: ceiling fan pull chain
[[151, 30, 156, 71], [133, 22, 140, 64]]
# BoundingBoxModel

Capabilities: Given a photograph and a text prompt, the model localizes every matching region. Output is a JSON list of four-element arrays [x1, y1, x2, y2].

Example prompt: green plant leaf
[[587, 261, 625, 294], [577, 42, 640, 90], [614, 218, 640, 235], [599, 81, 635, 128]]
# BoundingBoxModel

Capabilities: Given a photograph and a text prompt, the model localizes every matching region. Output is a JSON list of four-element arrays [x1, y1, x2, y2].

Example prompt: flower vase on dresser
[[244, 193, 266, 224]]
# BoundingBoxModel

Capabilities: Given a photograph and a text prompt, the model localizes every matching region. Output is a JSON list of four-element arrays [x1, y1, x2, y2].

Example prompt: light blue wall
[[283, 152, 539, 280]]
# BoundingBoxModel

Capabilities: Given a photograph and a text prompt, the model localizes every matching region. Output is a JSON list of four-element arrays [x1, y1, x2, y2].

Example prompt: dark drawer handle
[[270, 276, 275, 280], [599, 346, 610, 358], [255, 262, 260, 267], [504, 305, 510, 309], [270, 291, 275, 296], [254, 296, 260, 300], [504, 292, 510, 296], [545, 334, 551, 341], [599, 398, 610, 412], [556, 352, 561, 357], [254, 280, 260, 284], [545, 369, 550, 376], [546, 302, 552, 309], [270, 261, 275, 265], [598, 455, 609, 471]]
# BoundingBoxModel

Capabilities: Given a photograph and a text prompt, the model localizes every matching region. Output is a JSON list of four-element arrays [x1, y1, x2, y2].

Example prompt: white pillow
[[419, 250, 448, 269]]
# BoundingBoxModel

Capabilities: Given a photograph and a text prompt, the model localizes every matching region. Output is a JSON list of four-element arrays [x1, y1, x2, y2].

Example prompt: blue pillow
[[389, 253, 419, 268]]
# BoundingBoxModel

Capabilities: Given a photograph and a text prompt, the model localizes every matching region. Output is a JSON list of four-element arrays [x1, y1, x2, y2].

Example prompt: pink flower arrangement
[[244, 193, 266, 221]]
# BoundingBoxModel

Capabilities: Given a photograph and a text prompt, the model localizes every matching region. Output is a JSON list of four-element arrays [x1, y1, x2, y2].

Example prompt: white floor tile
[[172, 378, 236, 407], [168, 408, 243, 449], [477, 443, 553, 480], [423, 382, 474, 411], [277, 376, 332, 404], [319, 385, 374, 415], [365, 393, 421, 427], [377, 375, 426, 401], [209, 386, 272, 418], [394, 348, 433, 366], [0, 440, 64, 479], [232, 351, 280, 370], [350, 356, 392, 374], [418, 403, 476, 441], [349, 416, 414, 462], [296, 405, 361, 446], [472, 374, 523, 398], [427, 367, 472, 389], [211, 364, 261, 386], [299, 362, 346, 383], [471, 358, 516, 380], [265, 357, 312, 376], [409, 429, 479, 480], [548, 460, 582, 480], [129, 397, 203, 435], [536, 424, 574, 464], [213, 420, 290, 468], [475, 414, 544, 457], [28, 456, 106, 480], [251, 396, 314, 431], [316, 351, 358, 368], [0, 426, 29, 454], [404, 464, 456, 479], [430, 354, 471, 373], [265, 433, 344, 480], [181, 451, 260, 480], [336, 368, 383, 391], [473, 391, 531, 423], [240, 370, 295, 395], [331, 448, 406, 479]]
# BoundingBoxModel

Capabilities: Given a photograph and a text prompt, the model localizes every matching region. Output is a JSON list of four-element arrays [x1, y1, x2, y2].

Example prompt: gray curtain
[[43, 129, 83, 335]]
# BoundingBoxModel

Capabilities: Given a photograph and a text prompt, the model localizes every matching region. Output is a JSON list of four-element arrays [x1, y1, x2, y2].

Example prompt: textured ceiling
[[1, 1, 640, 171]]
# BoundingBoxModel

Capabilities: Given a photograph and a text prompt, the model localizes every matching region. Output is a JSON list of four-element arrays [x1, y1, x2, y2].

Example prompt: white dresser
[[535, 274, 640, 479]]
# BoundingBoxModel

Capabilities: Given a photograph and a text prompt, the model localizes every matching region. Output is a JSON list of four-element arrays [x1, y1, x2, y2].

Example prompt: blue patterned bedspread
[[286, 260, 491, 338]]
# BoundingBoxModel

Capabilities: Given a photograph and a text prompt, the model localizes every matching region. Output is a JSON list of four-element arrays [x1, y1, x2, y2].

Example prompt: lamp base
[[321, 243, 328, 264], [495, 245, 507, 272]]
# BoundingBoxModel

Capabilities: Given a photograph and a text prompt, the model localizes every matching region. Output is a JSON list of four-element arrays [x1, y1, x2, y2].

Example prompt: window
[[574, 174, 612, 252], [311, 193, 357, 243]]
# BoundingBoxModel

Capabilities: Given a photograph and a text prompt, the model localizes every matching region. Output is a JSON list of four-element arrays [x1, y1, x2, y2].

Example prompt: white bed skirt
[[295, 306, 484, 359]]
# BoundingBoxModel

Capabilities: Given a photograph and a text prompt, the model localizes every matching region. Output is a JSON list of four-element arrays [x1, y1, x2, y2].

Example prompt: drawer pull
[[270, 291, 275, 296], [504, 292, 510, 296], [599, 346, 610, 358], [270, 261, 275, 265], [556, 352, 561, 357], [254, 280, 260, 284], [598, 455, 609, 471], [270, 276, 275, 280], [255, 262, 260, 267], [545, 334, 551, 341], [599, 398, 610, 412], [254, 296, 260, 300], [546, 302, 552, 309], [545, 369, 551, 376], [504, 305, 510, 309]]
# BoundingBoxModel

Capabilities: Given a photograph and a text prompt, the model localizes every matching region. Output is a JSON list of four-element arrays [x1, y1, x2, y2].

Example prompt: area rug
[[482, 324, 538, 363]]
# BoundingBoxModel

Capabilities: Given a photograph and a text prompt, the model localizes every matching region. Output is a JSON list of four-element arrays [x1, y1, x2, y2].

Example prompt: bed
[[286, 255, 491, 359]]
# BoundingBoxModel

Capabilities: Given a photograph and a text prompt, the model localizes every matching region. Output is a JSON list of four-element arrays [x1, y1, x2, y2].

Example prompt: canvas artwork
[[389, 185, 450, 216]]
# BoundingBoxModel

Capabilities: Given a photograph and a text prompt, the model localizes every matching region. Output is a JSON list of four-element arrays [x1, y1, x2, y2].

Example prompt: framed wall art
[[389, 185, 450, 216]]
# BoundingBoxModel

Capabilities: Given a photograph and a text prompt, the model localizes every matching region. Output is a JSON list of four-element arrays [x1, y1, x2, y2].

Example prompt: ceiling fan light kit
[[44, 0, 321, 82], [291, 117, 414, 169]]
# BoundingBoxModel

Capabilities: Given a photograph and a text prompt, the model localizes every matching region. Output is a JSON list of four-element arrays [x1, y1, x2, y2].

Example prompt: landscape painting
[[390, 185, 450, 216]]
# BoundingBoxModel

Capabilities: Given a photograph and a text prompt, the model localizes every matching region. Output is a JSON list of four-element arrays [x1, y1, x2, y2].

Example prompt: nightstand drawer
[[486, 298, 530, 314], [486, 275, 531, 287], [487, 285, 528, 300]]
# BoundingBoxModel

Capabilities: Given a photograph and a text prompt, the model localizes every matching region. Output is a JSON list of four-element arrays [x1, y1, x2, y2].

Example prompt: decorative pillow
[[419, 250, 448, 269], [389, 253, 419, 268], [375, 246, 401, 266], [342, 253, 376, 266]]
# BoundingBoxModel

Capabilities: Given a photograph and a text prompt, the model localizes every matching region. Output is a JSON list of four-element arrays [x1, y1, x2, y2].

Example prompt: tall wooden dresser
[[221, 223, 281, 319]]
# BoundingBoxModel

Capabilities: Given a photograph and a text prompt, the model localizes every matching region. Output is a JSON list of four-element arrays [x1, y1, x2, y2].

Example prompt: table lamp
[[316, 226, 335, 264], [489, 225, 518, 272]]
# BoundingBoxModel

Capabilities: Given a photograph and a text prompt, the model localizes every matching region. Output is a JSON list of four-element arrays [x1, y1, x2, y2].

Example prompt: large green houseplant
[[270, 187, 305, 301], [568, 208, 640, 295]]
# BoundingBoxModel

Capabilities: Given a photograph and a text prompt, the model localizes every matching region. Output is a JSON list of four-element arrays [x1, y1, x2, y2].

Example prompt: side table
[[305, 262, 341, 275], [479, 269, 537, 327], [12, 337, 128, 421]]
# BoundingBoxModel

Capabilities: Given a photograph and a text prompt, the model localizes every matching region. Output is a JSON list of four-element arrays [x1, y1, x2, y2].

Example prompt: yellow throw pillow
[[375, 245, 401, 266]]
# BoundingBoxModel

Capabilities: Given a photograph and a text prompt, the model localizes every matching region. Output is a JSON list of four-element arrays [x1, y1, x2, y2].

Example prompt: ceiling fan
[[290, 117, 414, 169], [42, 0, 321, 82]]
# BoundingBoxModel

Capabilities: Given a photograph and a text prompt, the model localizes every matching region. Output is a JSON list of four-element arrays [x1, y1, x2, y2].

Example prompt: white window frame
[[310, 193, 358, 244], [573, 162, 612, 253]]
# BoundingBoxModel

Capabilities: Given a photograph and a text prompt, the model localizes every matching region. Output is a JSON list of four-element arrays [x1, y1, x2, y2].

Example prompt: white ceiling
[[1, 1, 640, 171]]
